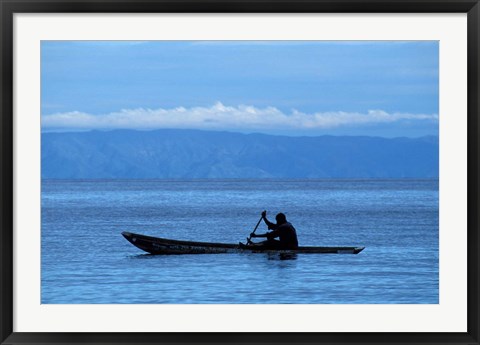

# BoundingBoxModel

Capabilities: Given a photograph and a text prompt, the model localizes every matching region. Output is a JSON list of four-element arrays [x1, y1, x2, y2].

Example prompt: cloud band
[[42, 102, 438, 131]]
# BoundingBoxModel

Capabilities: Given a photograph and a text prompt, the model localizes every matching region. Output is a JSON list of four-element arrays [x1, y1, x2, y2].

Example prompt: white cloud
[[42, 102, 438, 132]]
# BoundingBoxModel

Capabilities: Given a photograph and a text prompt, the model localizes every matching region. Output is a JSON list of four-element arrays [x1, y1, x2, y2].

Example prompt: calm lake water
[[41, 179, 438, 304]]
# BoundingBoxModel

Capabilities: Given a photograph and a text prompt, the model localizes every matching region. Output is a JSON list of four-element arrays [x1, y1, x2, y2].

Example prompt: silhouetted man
[[249, 211, 298, 249]]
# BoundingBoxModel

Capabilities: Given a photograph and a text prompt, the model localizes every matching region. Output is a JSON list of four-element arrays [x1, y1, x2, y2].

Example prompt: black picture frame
[[1, 1, 479, 344]]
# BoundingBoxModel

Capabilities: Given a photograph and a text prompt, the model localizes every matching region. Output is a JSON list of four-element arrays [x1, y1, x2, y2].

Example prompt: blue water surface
[[41, 179, 438, 304]]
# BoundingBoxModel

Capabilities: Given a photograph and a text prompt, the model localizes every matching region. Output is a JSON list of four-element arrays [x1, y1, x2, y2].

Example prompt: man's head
[[275, 213, 287, 224]]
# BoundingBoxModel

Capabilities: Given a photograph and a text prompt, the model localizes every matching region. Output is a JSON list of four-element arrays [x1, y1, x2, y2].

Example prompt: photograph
[[40, 40, 439, 304]]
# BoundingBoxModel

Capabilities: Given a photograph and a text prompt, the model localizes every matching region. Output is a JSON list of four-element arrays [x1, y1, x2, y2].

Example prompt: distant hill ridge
[[41, 129, 439, 179]]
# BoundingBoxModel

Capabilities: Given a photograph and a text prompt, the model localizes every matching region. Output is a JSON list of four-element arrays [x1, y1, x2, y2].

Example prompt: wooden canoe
[[122, 231, 365, 255]]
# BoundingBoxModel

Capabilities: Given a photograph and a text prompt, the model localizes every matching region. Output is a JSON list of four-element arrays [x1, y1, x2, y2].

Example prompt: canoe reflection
[[267, 252, 298, 261]]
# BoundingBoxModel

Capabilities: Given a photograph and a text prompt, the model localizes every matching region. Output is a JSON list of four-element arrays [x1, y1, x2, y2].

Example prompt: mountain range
[[41, 129, 439, 179]]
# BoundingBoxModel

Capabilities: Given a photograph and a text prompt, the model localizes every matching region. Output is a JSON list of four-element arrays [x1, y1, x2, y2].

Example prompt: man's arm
[[262, 211, 278, 230], [251, 229, 281, 239], [249, 211, 279, 238]]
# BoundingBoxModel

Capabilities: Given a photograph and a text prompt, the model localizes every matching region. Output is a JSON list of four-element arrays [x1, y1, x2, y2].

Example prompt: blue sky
[[41, 41, 439, 137]]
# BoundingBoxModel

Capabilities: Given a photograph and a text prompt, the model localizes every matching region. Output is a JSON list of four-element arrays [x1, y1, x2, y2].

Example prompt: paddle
[[245, 211, 265, 245]]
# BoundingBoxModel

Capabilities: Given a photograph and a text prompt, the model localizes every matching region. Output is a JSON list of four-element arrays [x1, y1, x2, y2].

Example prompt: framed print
[[1, 1, 479, 344]]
